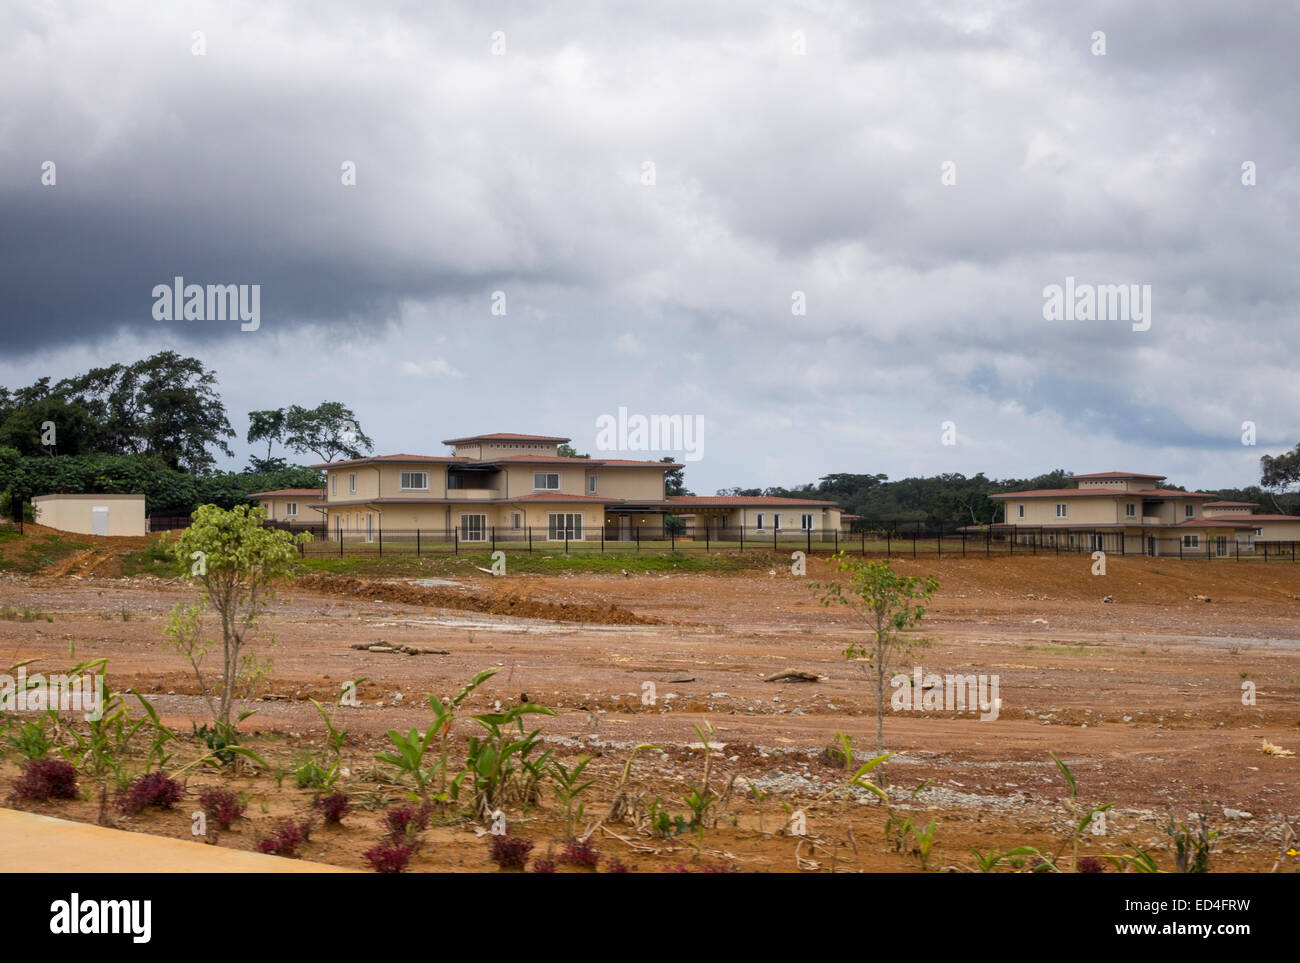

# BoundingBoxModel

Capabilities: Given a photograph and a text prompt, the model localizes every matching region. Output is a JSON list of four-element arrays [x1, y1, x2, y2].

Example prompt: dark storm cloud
[[0, 0, 1296, 491]]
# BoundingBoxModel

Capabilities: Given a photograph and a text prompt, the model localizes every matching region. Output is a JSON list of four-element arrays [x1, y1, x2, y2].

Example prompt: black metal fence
[[286, 521, 1300, 561]]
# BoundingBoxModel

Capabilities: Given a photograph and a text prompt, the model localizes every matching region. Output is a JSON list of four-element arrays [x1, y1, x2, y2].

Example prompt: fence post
[[833, 527, 838, 553], [671, 527, 675, 551], [886, 530, 890, 557], [529, 526, 532, 553], [378, 521, 383, 557], [773, 528, 777, 553], [491, 526, 496, 554], [416, 529, 420, 557], [454, 527, 459, 555], [339, 527, 343, 557], [986, 527, 990, 557], [636, 527, 640, 552], [705, 525, 709, 551], [565, 528, 569, 554], [807, 527, 811, 556], [912, 525, 916, 558], [739, 525, 743, 552], [602, 527, 605, 553]]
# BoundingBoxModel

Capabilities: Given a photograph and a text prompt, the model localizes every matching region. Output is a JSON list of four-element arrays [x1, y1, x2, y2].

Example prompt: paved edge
[[0, 808, 358, 873]]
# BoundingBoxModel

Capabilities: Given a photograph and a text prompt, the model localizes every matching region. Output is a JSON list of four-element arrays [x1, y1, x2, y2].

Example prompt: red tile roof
[[1201, 513, 1300, 522], [662, 495, 838, 508], [309, 454, 469, 469], [442, 432, 571, 444], [992, 488, 1216, 499], [1072, 471, 1166, 480], [1204, 500, 1257, 507]]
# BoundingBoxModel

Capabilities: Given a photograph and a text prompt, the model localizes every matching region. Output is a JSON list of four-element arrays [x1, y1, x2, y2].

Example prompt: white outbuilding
[[31, 494, 146, 537]]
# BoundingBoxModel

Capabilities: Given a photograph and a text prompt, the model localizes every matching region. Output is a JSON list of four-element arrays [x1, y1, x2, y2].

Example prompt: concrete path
[[0, 809, 356, 872]]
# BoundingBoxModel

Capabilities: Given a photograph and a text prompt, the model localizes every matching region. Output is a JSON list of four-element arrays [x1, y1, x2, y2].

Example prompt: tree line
[[0, 352, 373, 515]]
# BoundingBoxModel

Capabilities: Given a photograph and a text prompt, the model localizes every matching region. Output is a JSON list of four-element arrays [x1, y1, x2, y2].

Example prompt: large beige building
[[312, 431, 841, 542], [984, 471, 1300, 556]]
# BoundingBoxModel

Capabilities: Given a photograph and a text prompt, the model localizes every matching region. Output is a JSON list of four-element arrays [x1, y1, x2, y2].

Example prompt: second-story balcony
[[445, 488, 499, 500]]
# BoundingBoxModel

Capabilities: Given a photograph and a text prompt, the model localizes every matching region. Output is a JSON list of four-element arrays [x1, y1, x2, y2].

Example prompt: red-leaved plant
[[316, 793, 351, 825], [490, 834, 534, 869], [198, 787, 246, 828], [363, 840, 416, 873], [119, 772, 184, 814], [13, 759, 79, 802]]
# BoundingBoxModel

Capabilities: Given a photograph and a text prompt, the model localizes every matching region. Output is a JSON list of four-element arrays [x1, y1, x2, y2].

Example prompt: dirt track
[[1, 551, 1298, 872]]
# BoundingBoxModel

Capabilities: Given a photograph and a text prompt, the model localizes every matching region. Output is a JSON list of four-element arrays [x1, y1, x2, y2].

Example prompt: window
[[801, 513, 814, 530], [1182, 534, 1199, 548], [773, 513, 782, 531], [400, 471, 428, 490], [1125, 503, 1136, 517], [510, 512, 522, 530], [285, 502, 298, 517], [331, 474, 337, 495], [1089, 533, 1104, 551], [348, 472, 357, 493], [365, 514, 374, 542], [588, 475, 597, 494], [334, 517, 342, 537], [533, 472, 560, 490], [547, 513, 583, 540], [460, 514, 487, 541], [1185, 505, 1194, 518], [1254, 528, 1263, 537], [1017, 504, 1025, 519], [1068, 533, 1076, 548], [1055, 503, 1068, 518], [755, 513, 764, 531]]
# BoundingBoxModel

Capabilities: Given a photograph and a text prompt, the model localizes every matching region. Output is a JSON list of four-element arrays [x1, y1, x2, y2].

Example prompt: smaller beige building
[[249, 488, 327, 527], [32, 494, 146, 537]]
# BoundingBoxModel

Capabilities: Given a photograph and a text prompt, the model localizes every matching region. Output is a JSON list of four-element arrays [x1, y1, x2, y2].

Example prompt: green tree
[[0, 395, 99, 456], [55, 351, 235, 471], [661, 456, 691, 495], [166, 504, 308, 731], [247, 408, 287, 469], [813, 555, 938, 753], [283, 402, 374, 463], [557, 443, 589, 458], [1260, 446, 1300, 512]]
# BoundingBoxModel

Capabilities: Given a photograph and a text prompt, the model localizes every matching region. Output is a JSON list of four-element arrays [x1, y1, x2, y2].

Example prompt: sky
[[2, 0, 1297, 495]]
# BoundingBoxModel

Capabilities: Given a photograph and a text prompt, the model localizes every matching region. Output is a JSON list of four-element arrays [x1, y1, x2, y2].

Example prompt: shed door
[[92, 506, 109, 536]]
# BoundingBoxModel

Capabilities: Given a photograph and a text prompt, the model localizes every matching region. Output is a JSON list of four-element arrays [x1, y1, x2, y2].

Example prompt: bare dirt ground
[[2, 545, 1298, 873]]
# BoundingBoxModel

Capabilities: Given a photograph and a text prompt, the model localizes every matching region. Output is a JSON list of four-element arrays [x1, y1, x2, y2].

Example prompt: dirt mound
[[293, 574, 660, 625]]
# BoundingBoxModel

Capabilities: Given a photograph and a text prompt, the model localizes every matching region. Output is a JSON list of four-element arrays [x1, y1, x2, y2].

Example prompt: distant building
[[311, 431, 841, 541], [973, 471, 1300, 556]]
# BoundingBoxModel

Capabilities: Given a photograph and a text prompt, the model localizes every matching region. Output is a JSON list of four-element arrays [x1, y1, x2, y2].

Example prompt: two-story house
[[984, 471, 1260, 556], [311, 431, 842, 542]]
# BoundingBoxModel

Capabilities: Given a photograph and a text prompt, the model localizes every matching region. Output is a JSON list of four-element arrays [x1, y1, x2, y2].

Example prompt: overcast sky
[[2, 0, 1297, 494]]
